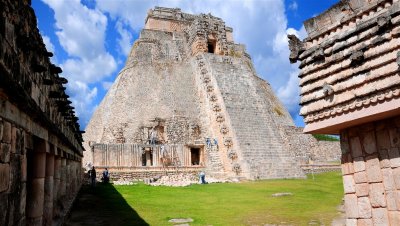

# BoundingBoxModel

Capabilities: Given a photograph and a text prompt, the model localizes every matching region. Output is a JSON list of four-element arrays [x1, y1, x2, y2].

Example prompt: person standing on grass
[[89, 166, 96, 187], [102, 168, 109, 183], [199, 171, 207, 184]]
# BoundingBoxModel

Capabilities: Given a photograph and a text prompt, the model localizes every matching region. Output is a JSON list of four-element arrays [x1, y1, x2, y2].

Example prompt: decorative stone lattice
[[220, 124, 229, 134], [216, 113, 225, 123], [223, 137, 233, 147], [227, 149, 237, 160]]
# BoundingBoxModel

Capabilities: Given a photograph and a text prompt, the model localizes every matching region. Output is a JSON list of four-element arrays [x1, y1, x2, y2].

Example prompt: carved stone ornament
[[227, 149, 237, 160], [220, 124, 229, 134], [322, 82, 334, 96], [216, 113, 225, 122], [203, 75, 211, 83], [223, 137, 233, 147], [210, 94, 217, 102], [212, 103, 221, 112], [232, 163, 241, 173], [287, 34, 304, 63]]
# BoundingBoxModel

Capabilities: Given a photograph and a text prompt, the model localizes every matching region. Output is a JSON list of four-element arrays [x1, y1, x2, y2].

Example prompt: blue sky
[[31, 0, 338, 130]]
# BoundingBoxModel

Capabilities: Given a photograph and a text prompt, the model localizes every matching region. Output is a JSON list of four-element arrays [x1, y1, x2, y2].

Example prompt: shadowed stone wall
[[0, 1, 84, 225]]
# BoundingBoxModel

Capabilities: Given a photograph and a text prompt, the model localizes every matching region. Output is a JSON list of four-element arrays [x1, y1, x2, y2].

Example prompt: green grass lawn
[[110, 172, 343, 226]]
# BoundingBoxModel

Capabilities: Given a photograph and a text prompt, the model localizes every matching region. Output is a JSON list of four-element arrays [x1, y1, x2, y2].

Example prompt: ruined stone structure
[[1, 1, 84, 225], [289, 0, 400, 224], [84, 7, 340, 181]]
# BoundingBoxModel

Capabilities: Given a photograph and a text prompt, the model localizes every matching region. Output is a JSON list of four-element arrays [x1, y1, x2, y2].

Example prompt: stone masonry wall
[[340, 115, 400, 225], [280, 126, 341, 164], [1, 1, 84, 225]]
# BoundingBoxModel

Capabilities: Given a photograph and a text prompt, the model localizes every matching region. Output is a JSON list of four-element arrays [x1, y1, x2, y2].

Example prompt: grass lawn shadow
[[65, 183, 149, 226]]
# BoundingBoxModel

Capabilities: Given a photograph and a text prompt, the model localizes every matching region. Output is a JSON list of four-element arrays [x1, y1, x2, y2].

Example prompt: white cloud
[[42, 35, 55, 53], [102, 81, 113, 90], [289, 1, 298, 11], [67, 81, 98, 126], [115, 21, 133, 56], [41, 0, 117, 127]]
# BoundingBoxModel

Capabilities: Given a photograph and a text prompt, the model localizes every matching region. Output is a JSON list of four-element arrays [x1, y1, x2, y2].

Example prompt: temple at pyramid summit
[[83, 7, 340, 180]]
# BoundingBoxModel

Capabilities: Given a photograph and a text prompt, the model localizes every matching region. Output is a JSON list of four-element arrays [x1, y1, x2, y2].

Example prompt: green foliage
[[273, 106, 285, 116], [312, 134, 340, 141], [109, 172, 343, 225], [228, 49, 242, 58]]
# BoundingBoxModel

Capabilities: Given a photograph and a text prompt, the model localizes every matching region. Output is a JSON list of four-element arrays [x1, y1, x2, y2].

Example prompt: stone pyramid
[[83, 7, 305, 180]]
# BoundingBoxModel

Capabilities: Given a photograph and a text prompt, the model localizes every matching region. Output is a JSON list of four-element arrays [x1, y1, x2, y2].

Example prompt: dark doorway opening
[[190, 148, 200, 165], [207, 40, 216, 53], [142, 149, 153, 166]]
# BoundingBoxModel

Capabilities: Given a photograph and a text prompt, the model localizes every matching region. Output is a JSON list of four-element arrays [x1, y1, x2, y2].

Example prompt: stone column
[[43, 153, 54, 226], [53, 156, 60, 217], [59, 157, 66, 199], [26, 139, 47, 226], [146, 150, 151, 166], [65, 159, 71, 198], [340, 117, 400, 226]]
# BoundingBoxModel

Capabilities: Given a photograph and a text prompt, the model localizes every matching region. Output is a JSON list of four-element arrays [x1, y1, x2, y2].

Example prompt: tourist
[[89, 166, 96, 187], [102, 168, 110, 183], [199, 171, 207, 184], [205, 138, 211, 149]]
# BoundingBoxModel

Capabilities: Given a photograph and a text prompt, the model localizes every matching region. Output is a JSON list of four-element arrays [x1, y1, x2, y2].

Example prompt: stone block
[[26, 178, 44, 218], [365, 155, 382, 183], [388, 148, 400, 168], [378, 148, 391, 168], [386, 191, 398, 211], [356, 183, 369, 197], [357, 218, 373, 226], [21, 155, 26, 182], [0, 119, 3, 144], [0, 163, 10, 192], [394, 167, 400, 190], [24, 133, 33, 150], [19, 182, 26, 217], [388, 211, 400, 226], [33, 152, 46, 178], [377, 129, 391, 150], [382, 168, 395, 191], [389, 128, 400, 147], [354, 171, 368, 184], [353, 157, 365, 172], [372, 208, 389, 226], [358, 197, 372, 219], [0, 194, 9, 226], [343, 175, 356, 194], [11, 126, 17, 154], [362, 131, 377, 154], [2, 121, 11, 143], [345, 194, 359, 218], [369, 183, 386, 208], [341, 153, 354, 175], [350, 137, 363, 158], [346, 218, 357, 226], [0, 143, 11, 163]]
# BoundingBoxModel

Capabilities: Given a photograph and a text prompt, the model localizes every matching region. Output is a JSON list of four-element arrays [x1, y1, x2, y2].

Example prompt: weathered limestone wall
[[340, 116, 400, 225], [290, 0, 400, 134], [0, 1, 84, 225], [279, 126, 341, 164], [193, 53, 304, 179], [289, 0, 400, 224]]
